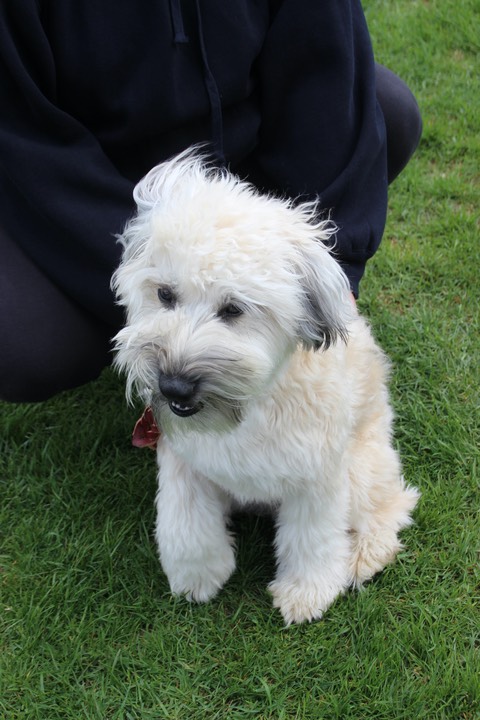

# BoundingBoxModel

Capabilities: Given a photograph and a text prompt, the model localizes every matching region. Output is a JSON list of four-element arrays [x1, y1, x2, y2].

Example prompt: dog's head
[[112, 149, 353, 433]]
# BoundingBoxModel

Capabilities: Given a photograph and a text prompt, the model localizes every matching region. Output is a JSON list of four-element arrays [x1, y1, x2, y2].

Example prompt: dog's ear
[[294, 238, 353, 351]]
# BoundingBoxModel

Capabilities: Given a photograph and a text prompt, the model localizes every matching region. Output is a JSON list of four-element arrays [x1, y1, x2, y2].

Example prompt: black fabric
[[338, 63, 422, 293], [0, 1, 422, 402], [375, 64, 423, 184], [0, 231, 112, 402], [0, 0, 386, 319]]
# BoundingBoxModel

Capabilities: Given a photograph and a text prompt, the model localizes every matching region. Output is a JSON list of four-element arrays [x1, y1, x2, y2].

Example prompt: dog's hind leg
[[347, 434, 419, 587]]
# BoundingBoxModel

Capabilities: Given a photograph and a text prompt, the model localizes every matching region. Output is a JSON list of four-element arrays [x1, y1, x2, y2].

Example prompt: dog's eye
[[158, 285, 176, 308], [218, 303, 243, 320]]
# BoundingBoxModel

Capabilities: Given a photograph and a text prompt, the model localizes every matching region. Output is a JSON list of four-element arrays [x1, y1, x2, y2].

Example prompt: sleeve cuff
[[339, 261, 366, 299]]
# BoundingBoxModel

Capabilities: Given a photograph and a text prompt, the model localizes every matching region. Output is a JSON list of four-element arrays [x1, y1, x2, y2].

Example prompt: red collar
[[132, 407, 161, 449]]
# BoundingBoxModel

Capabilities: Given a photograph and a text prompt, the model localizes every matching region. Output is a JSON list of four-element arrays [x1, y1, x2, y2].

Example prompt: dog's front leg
[[155, 442, 236, 603], [269, 482, 351, 625]]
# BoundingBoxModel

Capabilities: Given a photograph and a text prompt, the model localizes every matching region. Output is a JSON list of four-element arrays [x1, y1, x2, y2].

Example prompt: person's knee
[[375, 64, 423, 183], [0, 345, 110, 403], [1, 362, 64, 403], [0, 231, 116, 402], [392, 84, 423, 161], [0, 316, 113, 402]]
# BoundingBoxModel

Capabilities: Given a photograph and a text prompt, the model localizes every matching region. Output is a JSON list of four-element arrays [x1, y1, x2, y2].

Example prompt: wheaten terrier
[[112, 149, 419, 625]]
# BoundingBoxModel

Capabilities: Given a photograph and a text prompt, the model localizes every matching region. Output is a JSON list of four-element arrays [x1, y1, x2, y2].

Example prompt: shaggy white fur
[[112, 148, 419, 625]]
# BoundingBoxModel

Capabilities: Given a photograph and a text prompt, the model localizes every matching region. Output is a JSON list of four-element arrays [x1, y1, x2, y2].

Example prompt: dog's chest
[[167, 424, 306, 503], [162, 344, 358, 502]]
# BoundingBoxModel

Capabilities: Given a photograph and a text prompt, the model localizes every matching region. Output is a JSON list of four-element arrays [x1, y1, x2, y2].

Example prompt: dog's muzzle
[[158, 373, 203, 417]]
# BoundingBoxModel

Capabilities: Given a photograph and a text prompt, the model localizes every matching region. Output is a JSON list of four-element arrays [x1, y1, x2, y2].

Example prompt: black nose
[[158, 374, 197, 403]]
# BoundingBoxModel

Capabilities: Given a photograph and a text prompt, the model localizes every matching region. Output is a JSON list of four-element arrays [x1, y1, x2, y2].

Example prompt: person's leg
[[375, 64, 423, 184], [0, 231, 115, 402]]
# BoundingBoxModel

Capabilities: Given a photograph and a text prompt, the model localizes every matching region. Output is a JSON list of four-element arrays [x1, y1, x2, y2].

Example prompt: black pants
[[0, 65, 422, 403], [376, 65, 423, 185]]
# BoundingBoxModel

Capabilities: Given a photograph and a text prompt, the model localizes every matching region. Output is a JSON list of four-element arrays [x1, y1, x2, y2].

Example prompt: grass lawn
[[1, 1, 478, 718]]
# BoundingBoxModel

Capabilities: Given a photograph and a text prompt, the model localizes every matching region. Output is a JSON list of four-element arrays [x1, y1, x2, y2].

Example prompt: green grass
[[1, 1, 479, 717]]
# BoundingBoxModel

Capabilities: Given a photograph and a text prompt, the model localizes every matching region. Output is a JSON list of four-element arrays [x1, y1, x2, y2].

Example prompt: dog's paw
[[350, 528, 401, 587], [268, 576, 346, 625], [166, 546, 236, 604]]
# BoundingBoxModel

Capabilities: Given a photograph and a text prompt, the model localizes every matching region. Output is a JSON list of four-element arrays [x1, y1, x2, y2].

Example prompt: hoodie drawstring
[[169, 0, 226, 166], [194, 0, 225, 166], [169, 0, 189, 43]]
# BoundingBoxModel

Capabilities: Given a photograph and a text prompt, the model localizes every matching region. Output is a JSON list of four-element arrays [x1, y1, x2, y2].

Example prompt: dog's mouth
[[168, 400, 203, 417]]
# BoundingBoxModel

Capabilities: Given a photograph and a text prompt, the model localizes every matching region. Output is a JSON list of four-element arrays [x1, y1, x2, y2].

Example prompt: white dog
[[112, 149, 419, 625]]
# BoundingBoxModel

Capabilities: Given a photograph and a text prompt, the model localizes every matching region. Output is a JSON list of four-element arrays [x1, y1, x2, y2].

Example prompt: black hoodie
[[0, 0, 387, 328]]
